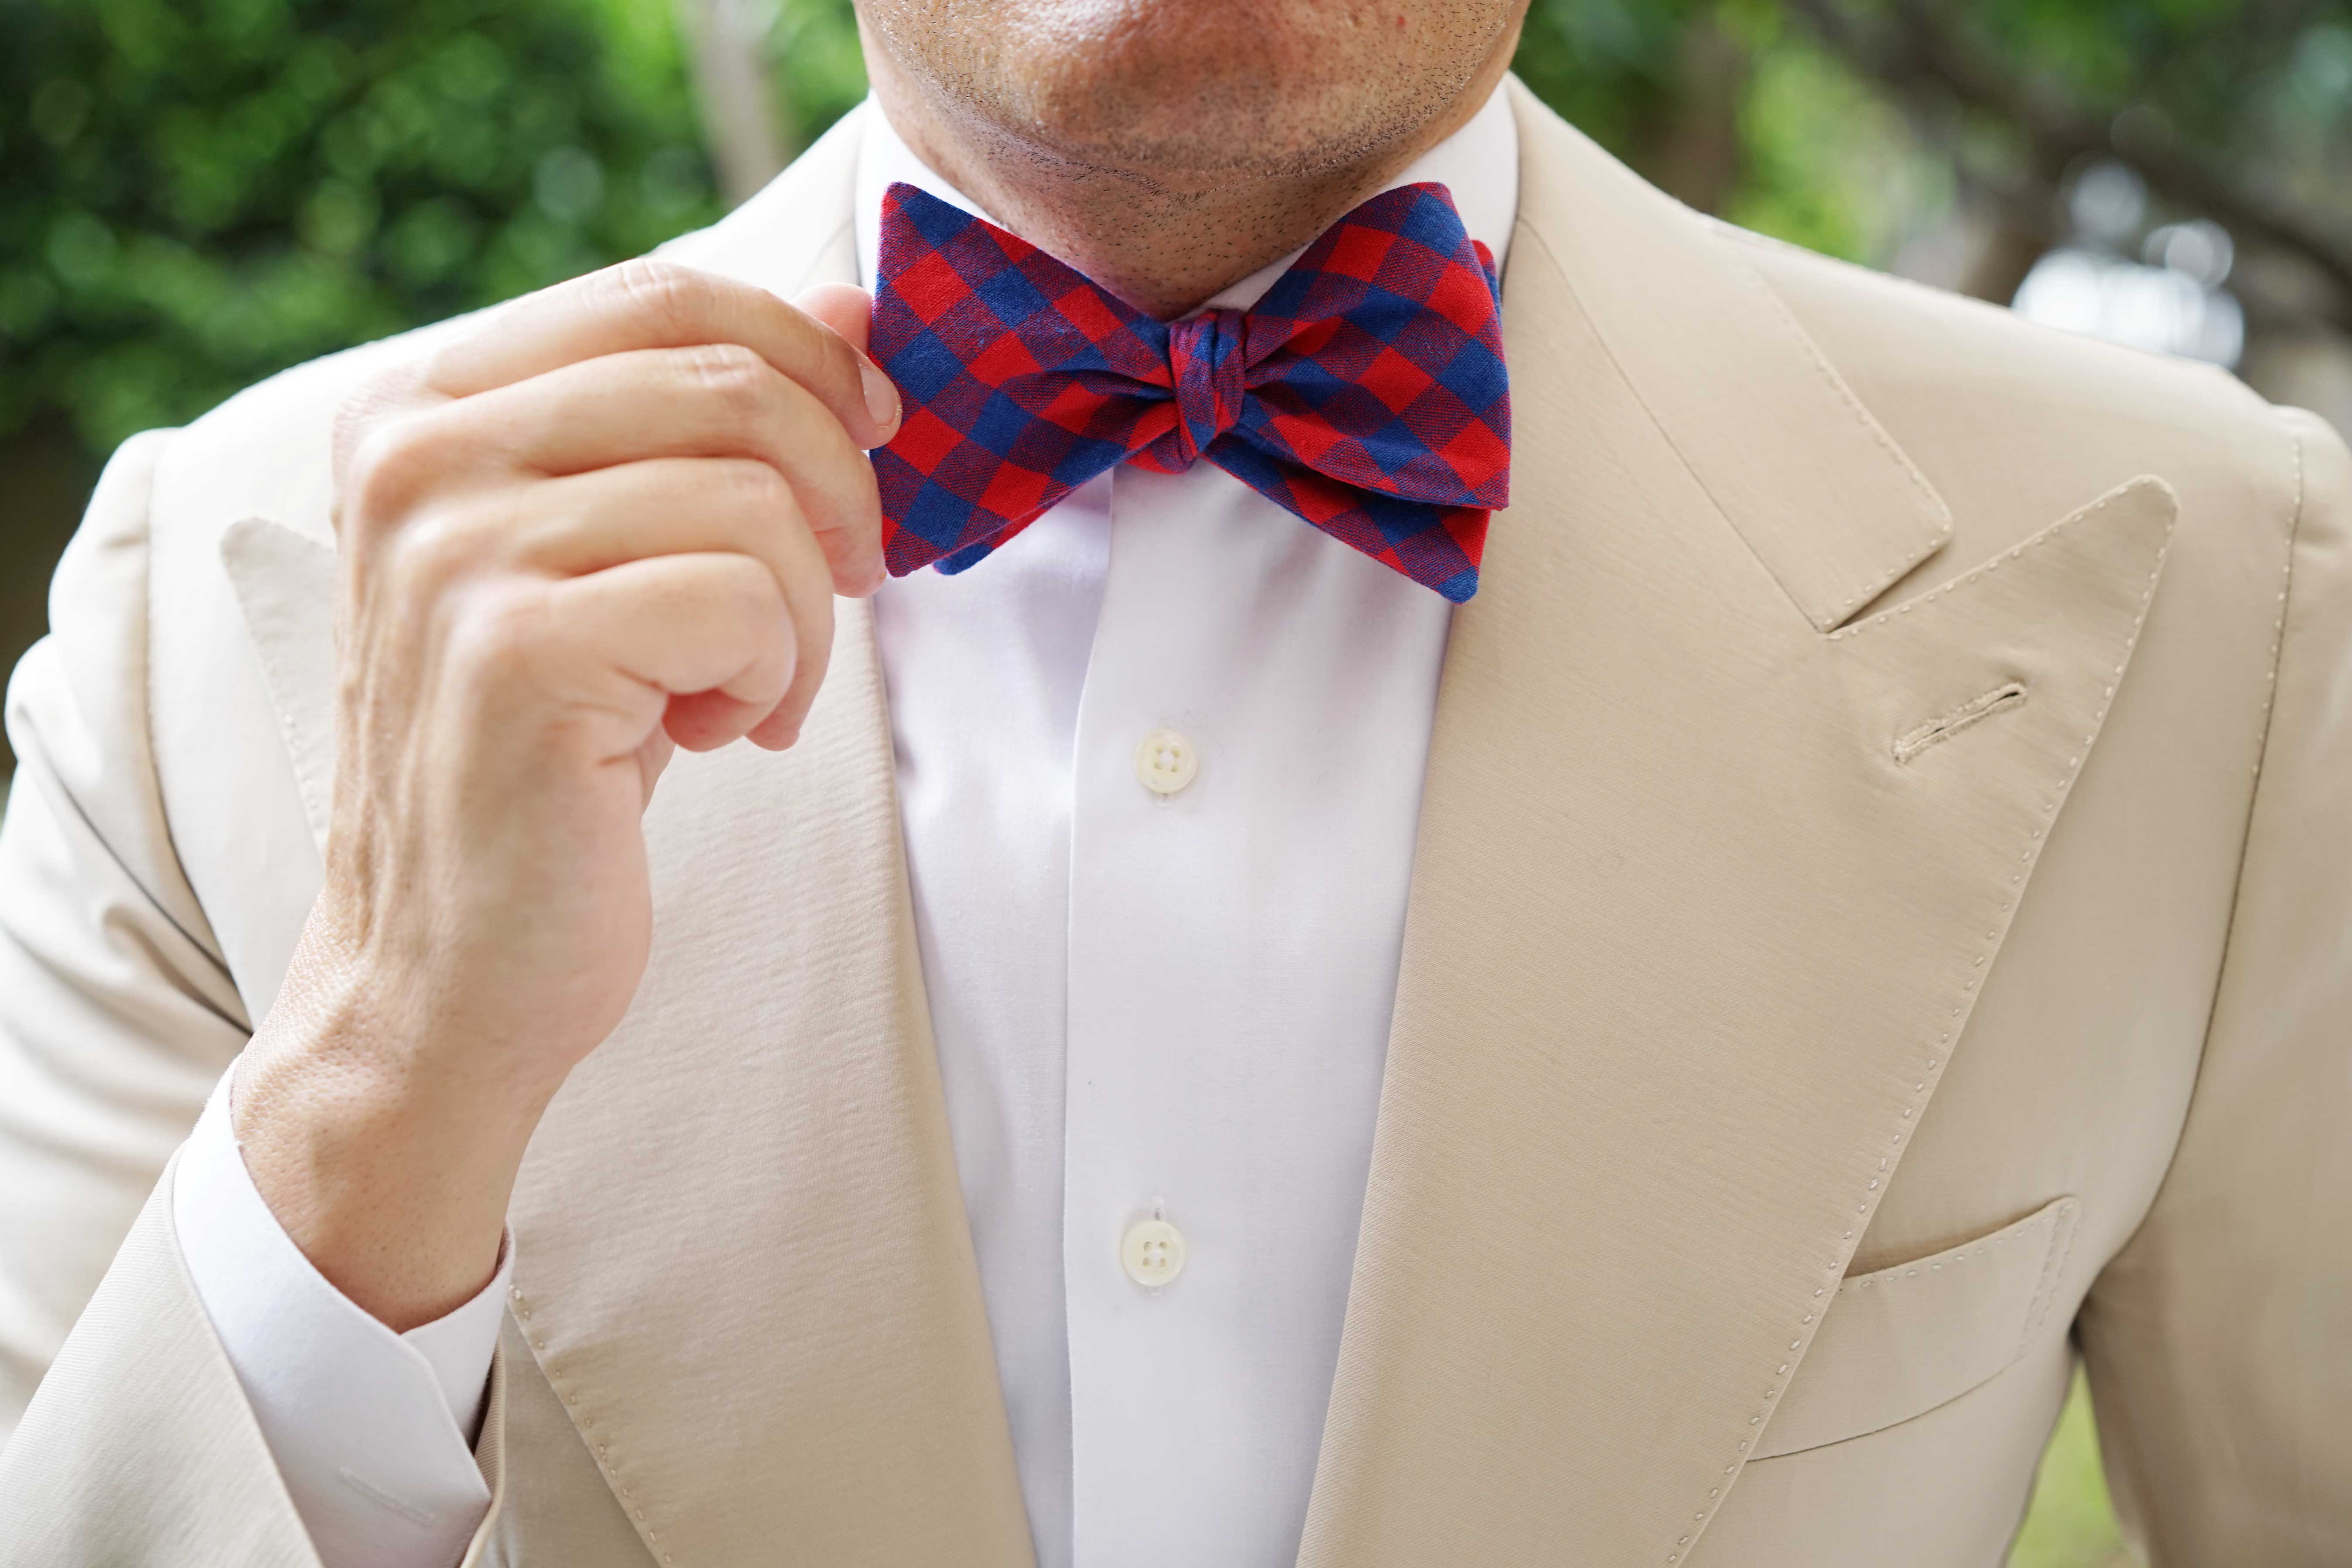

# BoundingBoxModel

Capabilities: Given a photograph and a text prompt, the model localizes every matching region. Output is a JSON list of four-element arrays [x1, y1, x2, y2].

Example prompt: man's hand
[[230, 261, 901, 1330]]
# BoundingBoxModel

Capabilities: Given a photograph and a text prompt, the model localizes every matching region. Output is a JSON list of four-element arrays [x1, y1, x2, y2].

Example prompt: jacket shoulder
[[1713, 222, 2308, 564]]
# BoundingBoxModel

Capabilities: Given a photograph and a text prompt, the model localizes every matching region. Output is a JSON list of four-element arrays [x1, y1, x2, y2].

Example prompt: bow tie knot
[[870, 179, 1510, 601], [1165, 308, 1249, 468]]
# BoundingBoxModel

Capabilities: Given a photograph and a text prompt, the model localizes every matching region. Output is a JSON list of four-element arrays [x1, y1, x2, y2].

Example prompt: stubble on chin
[[853, 0, 1523, 315]]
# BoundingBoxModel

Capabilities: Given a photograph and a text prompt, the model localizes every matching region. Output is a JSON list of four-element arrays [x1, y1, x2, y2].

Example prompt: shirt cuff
[[173, 1066, 509, 1568]]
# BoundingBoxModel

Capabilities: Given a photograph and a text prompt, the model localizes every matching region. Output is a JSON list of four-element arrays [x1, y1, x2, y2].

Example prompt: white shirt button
[[1121, 1217, 1187, 1287], [1133, 729, 1198, 795]]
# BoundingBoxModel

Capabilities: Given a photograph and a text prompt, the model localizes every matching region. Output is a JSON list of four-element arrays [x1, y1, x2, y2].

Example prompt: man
[[0, 0, 2345, 1563]]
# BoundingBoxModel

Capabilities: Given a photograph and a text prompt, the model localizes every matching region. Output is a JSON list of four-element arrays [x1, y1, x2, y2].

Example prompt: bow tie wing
[[1241, 186, 1509, 509], [1214, 183, 1511, 602], [868, 183, 1181, 575]]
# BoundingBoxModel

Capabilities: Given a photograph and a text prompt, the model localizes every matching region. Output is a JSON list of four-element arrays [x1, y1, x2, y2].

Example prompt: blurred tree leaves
[[761, 0, 867, 152], [1513, 0, 1940, 256], [1755, 0, 2352, 311], [0, 0, 723, 456], [9, 0, 2345, 469], [1515, 0, 2351, 311]]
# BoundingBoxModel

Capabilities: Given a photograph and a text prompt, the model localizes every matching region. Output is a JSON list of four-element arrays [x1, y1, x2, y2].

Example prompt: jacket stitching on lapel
[[502, 1284, 672, 1561], [1823, 480, 2167, 644], [1893, 683, 2027, 764], [1667, 486, 2176, 1566], [1507, 219, 1773, 608], [1701, 226, 1950, 625], [1510, 206, 1944, 642]]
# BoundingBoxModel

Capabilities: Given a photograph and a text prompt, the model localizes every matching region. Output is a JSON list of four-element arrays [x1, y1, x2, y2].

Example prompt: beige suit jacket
[[2, 81, 2347, 1567]]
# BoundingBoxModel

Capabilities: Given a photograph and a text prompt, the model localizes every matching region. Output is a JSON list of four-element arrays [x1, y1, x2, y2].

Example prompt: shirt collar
[[852, 78, 1519, 313]]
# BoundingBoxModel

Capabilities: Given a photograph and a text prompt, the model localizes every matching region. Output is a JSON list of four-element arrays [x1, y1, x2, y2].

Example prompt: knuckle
[[382, 506, 481, 598], [712, 456, 791, 515], [681, 341, 779, 413], [728, 556, 786, 623], [451, 585, 553, 684], [609, 257, 713, 338], [698, 556, 783, 649], [340, 415, 444, 527]]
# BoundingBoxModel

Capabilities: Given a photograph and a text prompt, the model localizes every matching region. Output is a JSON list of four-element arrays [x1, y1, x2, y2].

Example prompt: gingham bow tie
[[868, 180, 1511, 602]]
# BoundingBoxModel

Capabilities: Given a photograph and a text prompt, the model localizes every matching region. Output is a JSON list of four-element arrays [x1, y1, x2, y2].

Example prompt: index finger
[[421, 258, 901, 450]]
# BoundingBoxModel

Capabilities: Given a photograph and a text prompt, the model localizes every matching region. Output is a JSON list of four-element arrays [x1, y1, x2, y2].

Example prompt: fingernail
[[859, 358, 900, 439]]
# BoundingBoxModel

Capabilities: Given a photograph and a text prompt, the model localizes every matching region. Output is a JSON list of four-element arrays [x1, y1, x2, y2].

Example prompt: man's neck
[[860, 31, 1519, 321]]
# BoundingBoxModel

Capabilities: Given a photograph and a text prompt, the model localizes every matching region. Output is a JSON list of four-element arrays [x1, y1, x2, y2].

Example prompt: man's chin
[[863, 0, 1517, 180]]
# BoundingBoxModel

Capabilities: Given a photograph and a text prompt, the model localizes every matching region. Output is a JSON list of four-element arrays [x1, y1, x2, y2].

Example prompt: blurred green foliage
[[765, 0, 867, 150], [1516, 0, 2351, 281], [7, 0, 2347, 463], [1516, 0, 1950, 261], [0, 0, 723, 455]]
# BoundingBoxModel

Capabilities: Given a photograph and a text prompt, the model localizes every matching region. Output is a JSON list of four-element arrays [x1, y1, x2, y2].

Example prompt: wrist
[[232, 929, 554, 1331]]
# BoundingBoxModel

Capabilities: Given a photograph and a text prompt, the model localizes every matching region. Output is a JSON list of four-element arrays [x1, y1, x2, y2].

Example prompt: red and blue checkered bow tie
[[869, 180, 1511, 602]]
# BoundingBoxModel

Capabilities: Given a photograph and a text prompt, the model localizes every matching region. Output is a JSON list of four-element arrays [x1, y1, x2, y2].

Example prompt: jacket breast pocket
[[1752, 1196, 2081, 1460]]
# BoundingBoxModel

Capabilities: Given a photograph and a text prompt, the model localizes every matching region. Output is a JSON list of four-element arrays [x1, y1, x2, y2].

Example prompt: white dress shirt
[[171, 82, 1518, 1568]]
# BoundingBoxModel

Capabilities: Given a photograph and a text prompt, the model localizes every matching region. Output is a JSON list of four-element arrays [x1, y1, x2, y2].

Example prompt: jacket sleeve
[[0, 429, 249, 1436], [0, 432, 510, 1565], [2076, 406, 2352, 1564]]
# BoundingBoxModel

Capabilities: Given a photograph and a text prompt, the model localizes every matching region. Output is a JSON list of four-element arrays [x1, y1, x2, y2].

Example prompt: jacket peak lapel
[[1300, 84, 2175, 1568], [1497, 77, 1954, 632]]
